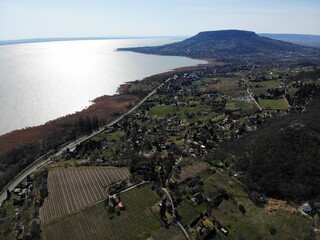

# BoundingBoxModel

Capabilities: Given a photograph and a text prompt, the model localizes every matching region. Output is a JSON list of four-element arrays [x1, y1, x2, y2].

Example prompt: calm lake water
[[0, 38, 205, 135]]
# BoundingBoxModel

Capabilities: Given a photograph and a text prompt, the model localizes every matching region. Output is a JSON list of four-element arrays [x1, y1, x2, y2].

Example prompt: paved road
[[0, 77, 171, 205]]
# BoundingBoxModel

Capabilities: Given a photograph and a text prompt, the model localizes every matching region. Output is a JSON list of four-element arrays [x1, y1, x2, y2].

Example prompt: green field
[[225, 100, 255, 111], [249, 80, 279, 88], [219, 84, 237, 92], [251, 88, 269, 95], [43, 184, 163, 240], [148, 104, 214, 122], [178, 200, 206, 227], [148, 105, 175, 118], [91, 130, 125, 142], [259, 99, 290, 109]]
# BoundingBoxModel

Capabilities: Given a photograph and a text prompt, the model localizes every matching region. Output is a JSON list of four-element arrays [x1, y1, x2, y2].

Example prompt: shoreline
[[0, 58, 221, 155]]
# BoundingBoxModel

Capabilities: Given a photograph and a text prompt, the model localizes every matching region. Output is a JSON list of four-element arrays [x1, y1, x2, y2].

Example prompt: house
[[13, 188, 21, 194], [117, 201, 125, 210], [302, 203, 312, 214], [166, 200, 173, 212], [193, 192, 204, 204], [108, 194, 125, 210]]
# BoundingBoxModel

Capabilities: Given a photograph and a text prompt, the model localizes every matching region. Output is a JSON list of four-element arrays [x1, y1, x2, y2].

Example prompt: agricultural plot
[[151, 224, 187, 240], [172, 162, 209, 184], [178, 200, 206, 227], [248, 80, 279, 88], [225, 100, 255, 111], [43, 184, 162, 240], [259, 99, 290, 109], [40, 167, 130, 223]]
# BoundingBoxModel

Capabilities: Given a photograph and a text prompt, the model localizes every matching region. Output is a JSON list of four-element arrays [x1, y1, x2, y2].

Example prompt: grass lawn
[[219, 84, 237, 92], [178, 199, 206, 227], [225, 100, 255, 111], [148, 105, 175, 118], [287, 86, 298, 94], [249, 80, 279, 88], [251, 88, 269, 95], [151, 224, 186, 240], [259, 99, 290, 109]]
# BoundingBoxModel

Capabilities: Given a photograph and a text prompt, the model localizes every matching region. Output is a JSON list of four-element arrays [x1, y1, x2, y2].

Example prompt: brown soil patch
[[208, 83, 223, 90], [266, 198, 297, 214]]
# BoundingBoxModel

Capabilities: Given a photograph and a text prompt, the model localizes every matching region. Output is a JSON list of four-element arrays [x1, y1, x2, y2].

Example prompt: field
[[178, 200, 206, 227], [172, 162, 209, 183], [259, 99, 290, 109], [151, 224, 187, 240], [40, 167, 130, 223], [43, 184, 163, 240], [249, 80, 279, 88], [225, 100, 255, 111], [148, 105, 175, 118]]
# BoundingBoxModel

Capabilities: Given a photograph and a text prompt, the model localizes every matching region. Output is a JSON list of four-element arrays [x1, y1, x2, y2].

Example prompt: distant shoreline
[[0, 36, 188, 46]]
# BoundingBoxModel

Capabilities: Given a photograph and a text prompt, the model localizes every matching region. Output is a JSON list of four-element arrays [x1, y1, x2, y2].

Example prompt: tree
[[6, 189, 11, 200]]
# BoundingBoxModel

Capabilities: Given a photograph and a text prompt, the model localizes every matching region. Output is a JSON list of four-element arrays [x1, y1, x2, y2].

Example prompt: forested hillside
[[211, 94, 320, 202]]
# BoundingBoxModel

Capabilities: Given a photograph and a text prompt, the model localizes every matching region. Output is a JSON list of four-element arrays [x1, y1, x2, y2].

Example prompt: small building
[[13, 188, 21, 194], [302, 203, 312, 213], [117, 201, 124, 210], [193, 192, 204, 204], [220, 227, 228, 236]]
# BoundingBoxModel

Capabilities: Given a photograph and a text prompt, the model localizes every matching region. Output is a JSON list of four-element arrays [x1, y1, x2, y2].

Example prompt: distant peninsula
[[118, 30, 320, 63]]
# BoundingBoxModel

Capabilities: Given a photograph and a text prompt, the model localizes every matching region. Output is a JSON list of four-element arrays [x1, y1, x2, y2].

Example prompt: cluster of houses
[[12, 177, 33, 206]]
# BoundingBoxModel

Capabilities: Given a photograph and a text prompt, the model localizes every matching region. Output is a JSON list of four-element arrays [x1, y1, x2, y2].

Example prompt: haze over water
[[0, 38, 205, 135]]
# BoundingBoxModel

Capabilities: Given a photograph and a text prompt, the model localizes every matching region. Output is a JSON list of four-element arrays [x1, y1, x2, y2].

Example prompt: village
[[1, 63, 319, 240]]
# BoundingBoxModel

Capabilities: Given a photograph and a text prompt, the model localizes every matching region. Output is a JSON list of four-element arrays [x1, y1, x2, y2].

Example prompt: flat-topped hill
[[119, 30, 318, 61]]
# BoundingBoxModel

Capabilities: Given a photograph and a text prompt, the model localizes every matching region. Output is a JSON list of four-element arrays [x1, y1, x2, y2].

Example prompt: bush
[[238, 202, 246, 214], [269, 224, 277, 235]]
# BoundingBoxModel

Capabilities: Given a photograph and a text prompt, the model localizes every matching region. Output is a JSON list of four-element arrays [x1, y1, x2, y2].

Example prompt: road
[[247, 88, 262, 111], [162, 187, 191, 240], [0, 77, 171, 205]]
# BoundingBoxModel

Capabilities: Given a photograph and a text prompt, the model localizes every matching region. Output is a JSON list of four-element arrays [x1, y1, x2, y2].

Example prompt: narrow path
[[247, 88, 262, 111], [162, 187, 191, 240]]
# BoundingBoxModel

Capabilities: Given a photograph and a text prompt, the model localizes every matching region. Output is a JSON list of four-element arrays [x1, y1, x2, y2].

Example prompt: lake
[[0, 38, 205, 135]]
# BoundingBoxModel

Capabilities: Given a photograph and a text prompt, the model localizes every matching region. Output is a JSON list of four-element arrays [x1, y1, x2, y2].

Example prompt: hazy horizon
[[1, 0, 319, 41], [1, 32, 320, 44]]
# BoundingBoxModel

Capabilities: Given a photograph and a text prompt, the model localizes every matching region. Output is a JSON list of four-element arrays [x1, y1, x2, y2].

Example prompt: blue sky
[[0, 0, 319, 40]]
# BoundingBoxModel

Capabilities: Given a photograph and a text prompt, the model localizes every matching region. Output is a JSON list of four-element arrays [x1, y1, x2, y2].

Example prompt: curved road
[[0, 77, 171, 205], [162, 187, 191, 240]]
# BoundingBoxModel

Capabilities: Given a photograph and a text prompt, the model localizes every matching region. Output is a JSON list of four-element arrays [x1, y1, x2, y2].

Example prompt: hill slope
[[119, 30, 317, 61]]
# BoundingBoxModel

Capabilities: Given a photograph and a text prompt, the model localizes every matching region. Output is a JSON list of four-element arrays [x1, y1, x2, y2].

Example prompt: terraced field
[[40, 167, 130, 223], [43, 184, 162, 240]]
